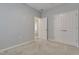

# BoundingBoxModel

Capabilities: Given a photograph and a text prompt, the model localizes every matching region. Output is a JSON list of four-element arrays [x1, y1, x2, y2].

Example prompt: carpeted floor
[[0, 40, 79, 55]]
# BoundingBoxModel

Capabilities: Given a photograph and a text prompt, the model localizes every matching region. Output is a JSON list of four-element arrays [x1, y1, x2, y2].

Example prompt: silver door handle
[[60, 30, 68, 32]]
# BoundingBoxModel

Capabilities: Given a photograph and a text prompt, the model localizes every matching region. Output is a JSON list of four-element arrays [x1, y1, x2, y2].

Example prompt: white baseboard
[[0, 40, 33, 53], [48, 38, 79, 48]]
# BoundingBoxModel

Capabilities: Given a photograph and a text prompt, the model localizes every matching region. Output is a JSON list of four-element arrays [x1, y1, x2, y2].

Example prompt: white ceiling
[[26, 3, 62, 12]]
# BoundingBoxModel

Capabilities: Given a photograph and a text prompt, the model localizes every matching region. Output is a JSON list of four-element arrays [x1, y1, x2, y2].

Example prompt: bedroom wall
[[0, 3, 40, 49]]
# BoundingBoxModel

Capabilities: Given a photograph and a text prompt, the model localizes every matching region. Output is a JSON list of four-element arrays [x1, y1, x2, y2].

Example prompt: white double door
[[54, 10, 78, 47], [34, 17, 47, 40]]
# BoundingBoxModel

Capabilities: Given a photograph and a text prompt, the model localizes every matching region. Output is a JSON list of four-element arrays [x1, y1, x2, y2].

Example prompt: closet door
[[54, 10, 78, 47], [61, 10, 78, 46], [54, 14, 63, 42]]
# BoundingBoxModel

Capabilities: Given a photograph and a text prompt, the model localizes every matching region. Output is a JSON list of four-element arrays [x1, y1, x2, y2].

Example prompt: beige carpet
[[0, 40, 79, 55]]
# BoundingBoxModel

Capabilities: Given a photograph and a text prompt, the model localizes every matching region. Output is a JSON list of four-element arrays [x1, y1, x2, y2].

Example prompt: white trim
[[0, 40, 33, 53], [48, 38, 79, 48]]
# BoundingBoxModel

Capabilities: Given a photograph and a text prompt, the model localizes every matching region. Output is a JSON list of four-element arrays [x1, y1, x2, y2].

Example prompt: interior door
[[34, 17, 47, 40], [54, 10, 78, 47], [54, 15, 63, 42], [34, 17, 39, 39], [61, 10, 78, 46], [39, 17, 47, 40]]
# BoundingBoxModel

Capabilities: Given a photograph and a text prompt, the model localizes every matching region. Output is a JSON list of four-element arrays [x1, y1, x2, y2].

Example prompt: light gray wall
[[42, 3, 79, 40], [0, 3, 40, 49]]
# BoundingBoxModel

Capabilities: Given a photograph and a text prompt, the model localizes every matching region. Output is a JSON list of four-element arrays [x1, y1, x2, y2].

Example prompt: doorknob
[[61, 29, 68, 32]]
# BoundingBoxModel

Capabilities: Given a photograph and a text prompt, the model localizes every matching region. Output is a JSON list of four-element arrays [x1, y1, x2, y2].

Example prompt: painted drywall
[[42, 3, 79, 42], [0, 3, 40, 49]]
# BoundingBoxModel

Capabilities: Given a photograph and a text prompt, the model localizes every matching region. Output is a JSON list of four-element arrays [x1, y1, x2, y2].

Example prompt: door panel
[[39, 17, 47, 40], [34, 17, 47, 40], [54, 10, 78, 47]]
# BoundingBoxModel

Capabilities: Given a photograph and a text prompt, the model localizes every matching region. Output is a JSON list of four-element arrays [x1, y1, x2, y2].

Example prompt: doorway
[[34, 17, 47, 41]]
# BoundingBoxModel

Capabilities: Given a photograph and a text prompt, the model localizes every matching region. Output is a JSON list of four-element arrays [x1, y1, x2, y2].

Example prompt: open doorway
[[34, 17, 47, 41]]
